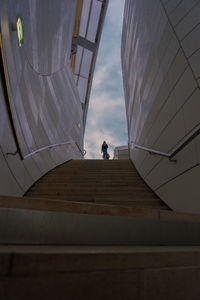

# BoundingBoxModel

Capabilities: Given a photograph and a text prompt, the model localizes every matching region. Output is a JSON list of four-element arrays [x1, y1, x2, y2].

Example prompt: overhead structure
[[71, 0, 109, 129]]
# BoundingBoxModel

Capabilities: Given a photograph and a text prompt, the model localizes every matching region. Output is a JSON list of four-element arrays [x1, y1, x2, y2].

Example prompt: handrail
[[7, 141, 86, 159], [130, 142, 170, 158], [169, 124, 200, 159], [74, 141, 86, 156], [23, 141, 86, 159], [130, 123, 200, 162]]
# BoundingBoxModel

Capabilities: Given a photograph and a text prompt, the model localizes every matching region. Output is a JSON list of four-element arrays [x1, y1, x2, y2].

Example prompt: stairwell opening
[[84, 0, 128, 160]]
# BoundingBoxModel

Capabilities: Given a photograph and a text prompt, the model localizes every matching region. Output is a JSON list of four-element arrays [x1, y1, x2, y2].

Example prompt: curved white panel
[[122, 0, 200, 213], [0, 0, 84, 195]]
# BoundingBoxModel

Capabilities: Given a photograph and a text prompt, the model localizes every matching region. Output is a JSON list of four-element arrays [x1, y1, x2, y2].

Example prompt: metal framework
[[72, 36, 97, 53], [70, 0, 109, 130]]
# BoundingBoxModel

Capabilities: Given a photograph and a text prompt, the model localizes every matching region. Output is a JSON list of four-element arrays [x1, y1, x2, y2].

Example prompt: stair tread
[[24, 159, 170, 211], [0, 195, 166, 217]]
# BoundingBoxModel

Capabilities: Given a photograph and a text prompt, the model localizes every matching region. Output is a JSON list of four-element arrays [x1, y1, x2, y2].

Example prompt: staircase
[[0, 158, 200, 245], [1, 159, 200, 299], [25, 159, 169, 210]]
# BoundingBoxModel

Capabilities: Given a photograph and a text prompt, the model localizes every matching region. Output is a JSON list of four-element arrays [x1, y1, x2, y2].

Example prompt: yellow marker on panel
[[17, 17, 23, 47]]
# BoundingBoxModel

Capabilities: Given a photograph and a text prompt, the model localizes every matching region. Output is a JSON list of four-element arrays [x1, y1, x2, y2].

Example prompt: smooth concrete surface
[[122, 0, 200, 212], [1, 245, 200, 299], [0, 0, 84, 196], [156, 164, 200, 213], [2, 245, 200, 272], [1, 206, 200, 245]]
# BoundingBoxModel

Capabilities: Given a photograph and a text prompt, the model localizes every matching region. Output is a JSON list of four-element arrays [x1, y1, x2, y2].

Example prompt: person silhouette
[[101, 141, 108, 159]]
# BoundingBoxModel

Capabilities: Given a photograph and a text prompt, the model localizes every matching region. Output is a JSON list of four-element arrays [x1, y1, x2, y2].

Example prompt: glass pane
[[86, 0, 102, 42], [75, 46, 84, 74], [77, 77, 88, 103], [80, 49, 93, 77], [79, 0, 91, 38]]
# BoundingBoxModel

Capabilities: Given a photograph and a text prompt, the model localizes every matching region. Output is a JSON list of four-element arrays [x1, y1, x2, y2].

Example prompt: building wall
[[0, 0, 84, 196], [114, 146, 129, 160], [122, 0, 200, 213]]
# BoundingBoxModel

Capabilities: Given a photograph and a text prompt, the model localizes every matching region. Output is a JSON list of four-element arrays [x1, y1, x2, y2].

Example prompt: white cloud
[[89, 92, 123, 112], [84, 91, 127, 159], [92, 63, 110, 90]]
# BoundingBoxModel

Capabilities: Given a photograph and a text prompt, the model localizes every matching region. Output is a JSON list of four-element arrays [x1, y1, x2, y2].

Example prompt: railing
[[7, 141, 86, 159], [129, 142, 171, 158], [74, 141, 86, 157], [130, 123, 200, 162]]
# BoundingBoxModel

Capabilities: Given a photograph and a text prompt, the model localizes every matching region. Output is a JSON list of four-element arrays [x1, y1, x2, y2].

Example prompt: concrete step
[[93, 202, 168, 210], [28, 189, 151, 196], [24, 197, 162, 207], [38, 180, 145, 185], [1, 245, 200, 300], [23, 197, 164, 209], [34, 177, 147, 182], [41, 175, 143, 181], [0, 195, 167, 216], [3, 244, 200, 274], [32, 182, 147, 188], [48, 169, 137, 172], [26, 192, 159, 201], [54, 165, 134, 169], [1, 194, 200, 246], [28, 186, 153, 193], [35, 179, 146, 185], [25, 196, 159, 207]]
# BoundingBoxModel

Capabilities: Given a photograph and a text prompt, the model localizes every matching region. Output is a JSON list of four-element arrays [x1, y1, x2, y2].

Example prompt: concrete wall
[[0, 0, 84, 196], [114, 146, 129, 160], [122, 0, 200, 213]]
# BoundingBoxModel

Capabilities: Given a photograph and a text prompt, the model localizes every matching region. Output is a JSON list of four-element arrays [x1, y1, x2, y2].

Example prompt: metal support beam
[[71, 36, 97, 56]]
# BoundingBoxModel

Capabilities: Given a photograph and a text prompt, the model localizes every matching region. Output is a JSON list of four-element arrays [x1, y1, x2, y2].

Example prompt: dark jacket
[[102, 144, 108, 152]]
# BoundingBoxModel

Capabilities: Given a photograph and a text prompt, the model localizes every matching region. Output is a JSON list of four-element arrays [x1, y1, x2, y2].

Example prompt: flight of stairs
[[0, 158, 199, 245], [25, 159, 169, 211], [0, 159, 200, 246], [1, 159, 200, 299]]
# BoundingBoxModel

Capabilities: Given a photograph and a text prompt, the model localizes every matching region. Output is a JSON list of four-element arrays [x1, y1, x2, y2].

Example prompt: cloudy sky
[[84, 0, 128, 159]]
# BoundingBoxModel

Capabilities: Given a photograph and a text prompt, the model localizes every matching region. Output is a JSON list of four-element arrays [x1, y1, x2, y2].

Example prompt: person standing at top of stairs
[[101, 141, 109, 159]]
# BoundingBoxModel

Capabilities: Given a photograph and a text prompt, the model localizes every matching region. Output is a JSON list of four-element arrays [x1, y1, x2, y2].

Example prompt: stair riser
[[27, 191, 156, 196], [41, 176, 143, 181], [33, 184, 147, 188], [26, 195, 160, 202], [30, 186, 150, 192], [37, 179, 146, 184], [1, 207, 200, 246]]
